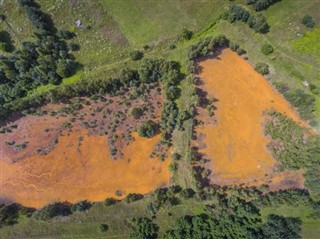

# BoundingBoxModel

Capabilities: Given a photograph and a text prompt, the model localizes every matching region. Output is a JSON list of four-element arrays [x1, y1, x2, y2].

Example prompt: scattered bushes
[[302, 15, 315, 28], [254, 62, 269, 75], [33, 202, 72, 220], [261, 43, 274, 55]]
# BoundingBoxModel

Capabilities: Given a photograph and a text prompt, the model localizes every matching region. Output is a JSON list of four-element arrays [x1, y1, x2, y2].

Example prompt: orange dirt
[[195, 48, 305, 184], [0, 131, 171, 208]]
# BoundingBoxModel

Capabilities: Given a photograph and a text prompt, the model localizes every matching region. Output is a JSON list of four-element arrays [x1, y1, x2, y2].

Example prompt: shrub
[[130, 217, 158, 239], [71, 200, 92, 212], [34, 202, 72, 220], [261, 43, 274, 55], [138, 121, 158, 138], [130, 50, 144, 61], [104, 198, 119, 206], [180, 28, 193, 40], [255, 62, 269, 75], [302, 15, 315, 28], [180, 188, 196, 199], [125, 193, 144, 203], [100, 223, 109, 232]]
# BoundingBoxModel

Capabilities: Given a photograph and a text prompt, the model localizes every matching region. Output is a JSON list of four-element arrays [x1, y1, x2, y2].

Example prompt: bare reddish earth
[[1, 130, 171, 208], [194, 48, 306, 187]]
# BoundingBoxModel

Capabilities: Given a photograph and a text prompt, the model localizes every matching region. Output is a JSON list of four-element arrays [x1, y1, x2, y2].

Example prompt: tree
[[130, 217, 158, 239], [248, 13, 269, 33], [130, 50, 144, 61], [138, 121, 158, 138], [180, 28, 193, 40], [262, 214, 302, 239], [261, 43, 273, 55], [302, 15, 315, 28]]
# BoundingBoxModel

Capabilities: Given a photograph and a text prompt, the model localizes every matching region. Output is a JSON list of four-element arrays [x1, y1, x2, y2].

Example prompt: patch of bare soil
[[193, 48, 306, 188], [0, 83, 171, 208]]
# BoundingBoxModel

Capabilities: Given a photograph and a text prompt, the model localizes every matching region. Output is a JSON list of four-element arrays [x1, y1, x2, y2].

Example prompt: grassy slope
[[1, 0, 320, 238]]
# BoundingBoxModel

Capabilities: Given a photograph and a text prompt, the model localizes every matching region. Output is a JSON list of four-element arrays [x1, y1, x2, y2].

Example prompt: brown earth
[[0, 83, 170, 208], [0, 130, 171, 208], [194, 48, 306, 186]]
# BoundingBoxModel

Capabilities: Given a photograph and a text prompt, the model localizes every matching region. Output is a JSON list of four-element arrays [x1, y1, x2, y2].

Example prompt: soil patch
[[194, 48, 306, 186]]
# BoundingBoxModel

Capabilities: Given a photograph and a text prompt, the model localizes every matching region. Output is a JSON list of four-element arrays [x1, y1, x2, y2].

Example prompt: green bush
[[125, 193, 144, 204], [261, 43, 274, 55], [302, 15, 315, 28], [130, 217, 158, 239], [104, 198, 119, 206], [138, 121, 158, 138], [180, 28, 193, 40], [254, 62, 269, 75], [130, 50, 144, 61]]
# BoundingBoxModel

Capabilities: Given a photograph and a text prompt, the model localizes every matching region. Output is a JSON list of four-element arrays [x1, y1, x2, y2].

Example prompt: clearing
[[194, 48, 306, 185]]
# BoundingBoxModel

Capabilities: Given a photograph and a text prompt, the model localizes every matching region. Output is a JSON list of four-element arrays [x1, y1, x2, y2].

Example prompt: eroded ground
[[0, 83, 171, 208], [194, 48, 306, 187]]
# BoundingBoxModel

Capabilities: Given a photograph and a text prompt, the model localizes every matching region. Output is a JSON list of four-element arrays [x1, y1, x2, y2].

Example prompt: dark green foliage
[[125, 193, 144, 204], [171, 153, 181, 161], [0, 31, 14, 52], [247, 0, 280, 11], [262, 214, 301, 239], [254, 62, 269, 75], [224, 5, 269, 33], [129, 217, 158, 239], [100, 223, 109, 232], [34, 202, 72, 220], [17, 0, 56, 34], [130, 50, 144, 61], [165, 197, 262, 239], [180, 28, 193, 40], [187, 34, 229, 60], [302, 15, 315, 28], [226, 5, 250, 23], [104, 198, 119, 206], [180, 188, 196, 199], [247, 13, 269, 33], [153, 188, 180, 210], [0, 0, 78, 107], [68, 42, 80, 51], [0, 204, 34, 227], [138, 121, 158, 138], [58, 30, 76, 40], [71, 200, 92, 212], [131, 107, 144, 119], [284, 89, 315, 120], [261, 43, 274, 55]]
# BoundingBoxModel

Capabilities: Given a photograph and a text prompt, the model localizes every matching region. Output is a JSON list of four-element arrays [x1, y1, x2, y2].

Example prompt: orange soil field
[[0, 131, 171, 208], [195, 48, 305, 184]]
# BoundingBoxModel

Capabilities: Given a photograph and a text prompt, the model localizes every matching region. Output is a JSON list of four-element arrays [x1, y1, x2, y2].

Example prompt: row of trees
[[222, 5, 269, 33], [246, 0, 281, 12]]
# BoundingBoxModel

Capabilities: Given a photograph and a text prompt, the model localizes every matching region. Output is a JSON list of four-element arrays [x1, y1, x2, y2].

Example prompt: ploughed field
[[0, 83, 171, 208], [194, 48, 306, 186]]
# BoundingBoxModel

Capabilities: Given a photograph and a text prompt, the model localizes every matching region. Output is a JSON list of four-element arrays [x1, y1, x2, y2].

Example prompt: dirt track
[[195, 48, 305, 185]]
